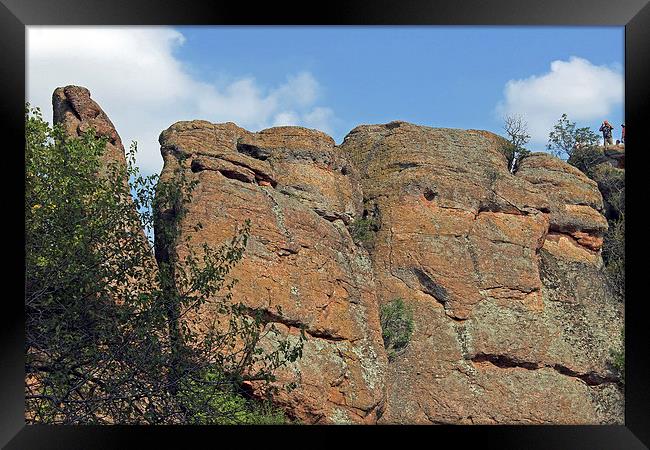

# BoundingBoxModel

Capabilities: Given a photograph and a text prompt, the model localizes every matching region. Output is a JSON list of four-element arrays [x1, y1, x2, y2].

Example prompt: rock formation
[[53, 86, 128, 170], [55, 87, 623, 424], [341, 123, 622, 424], [157, 119, 623, 424], [157, 121, 386, 424], [604, 144, 625, 169], [52, 85, 157, 294]]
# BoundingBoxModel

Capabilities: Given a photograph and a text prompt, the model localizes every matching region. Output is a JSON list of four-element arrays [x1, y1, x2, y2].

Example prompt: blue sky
[[176, 26, 624, 139], [28, 26, 624, 174]]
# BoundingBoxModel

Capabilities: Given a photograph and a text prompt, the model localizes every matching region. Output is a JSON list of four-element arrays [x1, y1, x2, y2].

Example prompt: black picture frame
[[2, 0, 648, 448]]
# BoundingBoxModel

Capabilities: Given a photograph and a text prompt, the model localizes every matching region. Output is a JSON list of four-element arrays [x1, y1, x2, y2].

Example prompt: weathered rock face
[[517, 153, 607, 256], [604, 145, 625, 169], [53, 86, 127, 170], [70, 81, 618, 425], [340, 122, 623, 424], [157, 121, 386, 424]]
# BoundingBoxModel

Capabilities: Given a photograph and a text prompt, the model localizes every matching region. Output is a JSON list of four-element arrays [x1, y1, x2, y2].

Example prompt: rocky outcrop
[[62, 86, 622, 424], [157, 121, 386, 424], [340, 122, 622, 424], [53, 86, 127, 170], [604, 145, 625, 169], [517, 153, 608, 261], [156, 119, 622, 425]]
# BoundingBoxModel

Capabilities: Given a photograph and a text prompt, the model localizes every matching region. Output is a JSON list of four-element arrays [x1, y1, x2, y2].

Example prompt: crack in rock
[[242, 306, 347, 342], [471, 353, 620, 386], [411, 267, 448, 306]]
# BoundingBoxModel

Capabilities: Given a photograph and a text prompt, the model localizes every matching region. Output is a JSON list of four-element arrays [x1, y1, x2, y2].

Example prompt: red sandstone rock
[[341, 122, 622, 424], [158, 121, 386, 424], [53, 86, 127, 170]]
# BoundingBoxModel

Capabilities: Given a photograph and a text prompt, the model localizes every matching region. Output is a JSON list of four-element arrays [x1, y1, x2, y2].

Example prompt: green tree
[[547, 113, 600, 160], [25, 106, 304, 424]]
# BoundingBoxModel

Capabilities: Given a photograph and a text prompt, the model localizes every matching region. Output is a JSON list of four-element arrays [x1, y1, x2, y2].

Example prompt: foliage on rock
[[380, 298, 414, 360], [567, 145, 609, 175], [179, 370, 289, 424], [350, 216, 380, 246]]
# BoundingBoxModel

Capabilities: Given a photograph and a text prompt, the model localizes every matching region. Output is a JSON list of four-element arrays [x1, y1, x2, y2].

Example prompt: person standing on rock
[[600, 120, 614, 148]]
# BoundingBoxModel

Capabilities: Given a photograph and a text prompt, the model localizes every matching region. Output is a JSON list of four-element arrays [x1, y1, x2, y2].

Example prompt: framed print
[[2, 0, 649, 448]]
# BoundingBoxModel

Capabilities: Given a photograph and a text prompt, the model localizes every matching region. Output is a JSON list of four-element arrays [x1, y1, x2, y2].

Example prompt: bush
[[179, 370, 289, 424], [350, 217, 379, 245], [567, 146, 608, 175], [380, 298, 414, 360]]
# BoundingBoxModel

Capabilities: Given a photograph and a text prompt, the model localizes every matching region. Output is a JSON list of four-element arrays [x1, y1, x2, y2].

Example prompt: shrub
[[380, 298, 414, 360], [567, 145, 608, 176], [350, 217, 379, 245], [179, 370, 289, 424]]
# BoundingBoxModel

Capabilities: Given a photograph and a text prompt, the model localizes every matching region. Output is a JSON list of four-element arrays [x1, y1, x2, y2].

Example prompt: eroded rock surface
[[157, 121, 386, 424], [53, 86, 127, 170], [341, 122, 623, 424], [68, 82, 621, 426]]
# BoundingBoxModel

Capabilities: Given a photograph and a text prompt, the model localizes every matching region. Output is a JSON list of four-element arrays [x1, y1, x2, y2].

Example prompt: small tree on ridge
[[502, 114, 531, 173]]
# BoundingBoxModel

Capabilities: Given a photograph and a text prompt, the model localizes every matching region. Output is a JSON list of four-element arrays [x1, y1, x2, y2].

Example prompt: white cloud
[[271, 72, 320, 108], [27, 27, 336, 174], [303, 107, 336, 135], [495, 57, 623, 147], [272, 111, 301, 127]]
